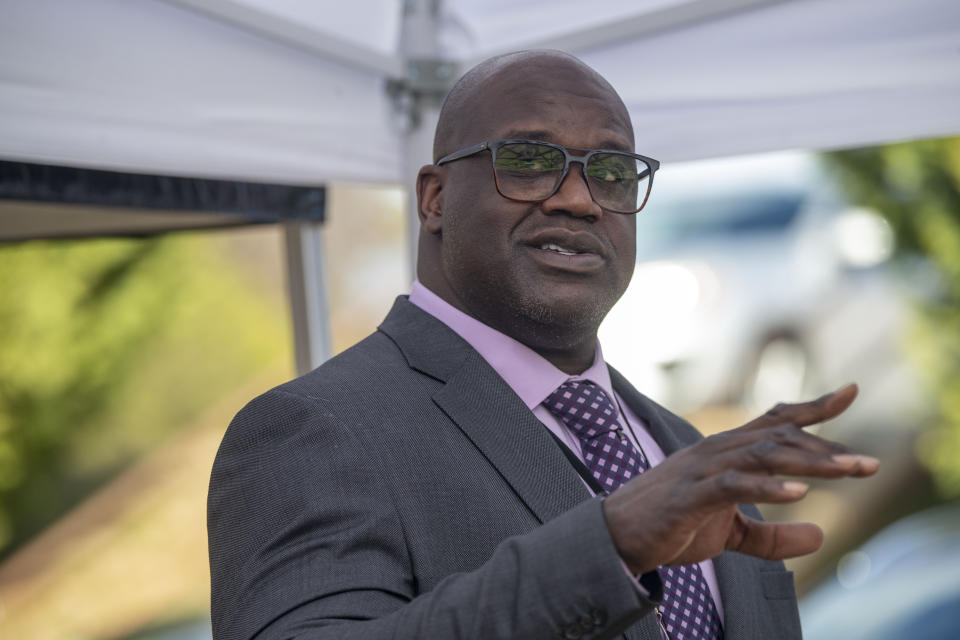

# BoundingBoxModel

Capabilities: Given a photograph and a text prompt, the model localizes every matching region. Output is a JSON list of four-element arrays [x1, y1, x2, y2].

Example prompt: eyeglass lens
[[492, 142, 651, 213]]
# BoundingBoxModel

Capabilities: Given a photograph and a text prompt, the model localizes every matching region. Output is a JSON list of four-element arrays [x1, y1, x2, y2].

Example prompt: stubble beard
[[456, 264, 615, 355], [441, 230, 622, 354]]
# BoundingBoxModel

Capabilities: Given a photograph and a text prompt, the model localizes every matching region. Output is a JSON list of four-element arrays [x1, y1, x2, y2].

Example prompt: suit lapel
[[379, 297, 590, 525], [434, 350, 592, 524]]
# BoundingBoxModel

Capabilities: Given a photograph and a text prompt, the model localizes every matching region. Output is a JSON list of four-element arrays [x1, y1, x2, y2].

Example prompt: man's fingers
[[740, 383, 858, 431], [831, 453, 881, 478], [703, 440, 879, 479], [699, 421, 851, 457], [728, 517, 824, 560], [689, 450, 877, 510], [691, 470, 812, 509]]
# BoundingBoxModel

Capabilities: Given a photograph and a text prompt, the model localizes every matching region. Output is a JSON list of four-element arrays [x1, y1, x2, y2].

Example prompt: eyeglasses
[[436, 139, 659, 214]]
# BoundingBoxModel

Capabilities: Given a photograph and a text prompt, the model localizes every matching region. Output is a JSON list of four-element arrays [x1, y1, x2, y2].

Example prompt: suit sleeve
[[208, 388, 659, 640]]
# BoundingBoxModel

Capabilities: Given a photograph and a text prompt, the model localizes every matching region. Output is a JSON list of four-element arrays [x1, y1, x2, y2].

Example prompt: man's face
[[434, 60, 638, 352]]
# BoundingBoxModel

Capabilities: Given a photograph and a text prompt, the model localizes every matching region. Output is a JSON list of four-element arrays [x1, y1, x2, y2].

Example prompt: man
[[208, 50, 878, 640]]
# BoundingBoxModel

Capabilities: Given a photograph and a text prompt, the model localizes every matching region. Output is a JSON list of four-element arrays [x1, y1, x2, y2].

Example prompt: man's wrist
[[601, 492, 660, 575]]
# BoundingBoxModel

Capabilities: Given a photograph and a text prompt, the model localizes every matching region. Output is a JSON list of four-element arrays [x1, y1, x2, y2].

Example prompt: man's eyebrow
[[502, 129, 552, 141], [500, 130, 633, 152], [597, 139, 633, 152]]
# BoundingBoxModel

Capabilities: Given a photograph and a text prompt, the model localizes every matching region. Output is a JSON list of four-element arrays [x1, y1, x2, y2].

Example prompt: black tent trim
[[0, 160, 325, 240]]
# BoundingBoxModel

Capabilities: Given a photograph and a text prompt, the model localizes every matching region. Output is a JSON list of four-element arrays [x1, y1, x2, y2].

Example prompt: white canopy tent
[[2, 0, 959, 371]]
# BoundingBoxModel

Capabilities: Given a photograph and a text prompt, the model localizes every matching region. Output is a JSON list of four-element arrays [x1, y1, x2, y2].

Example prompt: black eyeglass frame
[[435, 139, 660, 214]]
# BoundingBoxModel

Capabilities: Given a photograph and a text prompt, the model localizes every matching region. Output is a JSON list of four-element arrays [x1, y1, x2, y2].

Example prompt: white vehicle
[[601, 151, 924, 431], [800, 502, 960, 640]]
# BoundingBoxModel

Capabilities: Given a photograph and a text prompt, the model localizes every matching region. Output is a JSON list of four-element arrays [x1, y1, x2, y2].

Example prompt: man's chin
[[511, 290, 610, 338]]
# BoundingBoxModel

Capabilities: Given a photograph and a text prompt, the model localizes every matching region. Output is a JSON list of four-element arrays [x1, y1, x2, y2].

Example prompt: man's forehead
[[434, 52, 634, 158], [495, 121, 633, 152], [472, 75, 630, 143]]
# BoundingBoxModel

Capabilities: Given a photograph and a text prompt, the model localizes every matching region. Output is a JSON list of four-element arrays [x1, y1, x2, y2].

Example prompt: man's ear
[[416, 165, 445, 235]]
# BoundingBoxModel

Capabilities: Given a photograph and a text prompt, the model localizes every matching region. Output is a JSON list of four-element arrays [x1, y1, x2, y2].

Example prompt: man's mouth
[[527, 235, 606, 273], [539, 242, 584, 256]]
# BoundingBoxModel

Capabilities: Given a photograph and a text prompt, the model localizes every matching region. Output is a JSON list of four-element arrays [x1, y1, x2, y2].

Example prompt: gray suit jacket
[[208, 297, 802, 640]]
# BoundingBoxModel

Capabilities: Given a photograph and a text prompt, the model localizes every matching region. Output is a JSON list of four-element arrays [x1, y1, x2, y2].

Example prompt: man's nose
[[541, 163, 603, 219]]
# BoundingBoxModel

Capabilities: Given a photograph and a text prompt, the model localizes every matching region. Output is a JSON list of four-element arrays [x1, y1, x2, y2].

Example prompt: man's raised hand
[[603, 384, 879, 575]]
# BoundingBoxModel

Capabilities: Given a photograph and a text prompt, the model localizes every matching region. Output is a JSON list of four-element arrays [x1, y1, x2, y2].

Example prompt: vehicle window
[[638, 190, 806, 255]]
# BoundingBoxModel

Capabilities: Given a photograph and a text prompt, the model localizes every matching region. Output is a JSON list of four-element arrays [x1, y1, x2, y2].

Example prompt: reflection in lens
[[494, 143, 564, 201], [492, 143, 652, 212], [587, 152, 646, 213], [495, 143, 564, 171]]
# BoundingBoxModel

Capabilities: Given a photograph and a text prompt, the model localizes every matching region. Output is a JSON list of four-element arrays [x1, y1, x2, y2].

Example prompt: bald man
[[208, 51, 877, 640]]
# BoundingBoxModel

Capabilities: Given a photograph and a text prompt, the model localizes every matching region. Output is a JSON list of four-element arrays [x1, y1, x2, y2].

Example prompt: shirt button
[[591, 608, 607, 625], [562, 622, 584, 639]]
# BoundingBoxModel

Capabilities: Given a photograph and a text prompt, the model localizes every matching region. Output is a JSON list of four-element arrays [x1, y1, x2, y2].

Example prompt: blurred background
[[1, 1, 959, 639]]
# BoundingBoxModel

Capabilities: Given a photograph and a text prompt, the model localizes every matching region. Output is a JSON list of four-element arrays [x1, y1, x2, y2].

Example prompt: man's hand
[[603, 384, 879, 575]]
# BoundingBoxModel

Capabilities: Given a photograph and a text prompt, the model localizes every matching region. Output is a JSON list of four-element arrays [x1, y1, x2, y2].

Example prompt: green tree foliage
[[0, 232, 290, 555], [825, 137, 960, 496]]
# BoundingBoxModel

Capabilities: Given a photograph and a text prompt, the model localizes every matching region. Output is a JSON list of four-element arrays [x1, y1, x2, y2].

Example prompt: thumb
[[728, 515, 824, 560]]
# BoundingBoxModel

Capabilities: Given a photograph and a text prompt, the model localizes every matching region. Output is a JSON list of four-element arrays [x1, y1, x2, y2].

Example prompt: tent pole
[[397, 0, 450, 280], [283, 221, 332, 375]]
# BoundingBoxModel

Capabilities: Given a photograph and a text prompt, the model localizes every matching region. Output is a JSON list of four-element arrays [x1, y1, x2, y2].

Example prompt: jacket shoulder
[[218, 330, 408, 447]]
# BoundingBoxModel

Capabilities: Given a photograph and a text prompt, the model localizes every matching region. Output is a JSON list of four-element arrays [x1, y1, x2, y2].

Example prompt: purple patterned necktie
[[546, 380, 724, 640]]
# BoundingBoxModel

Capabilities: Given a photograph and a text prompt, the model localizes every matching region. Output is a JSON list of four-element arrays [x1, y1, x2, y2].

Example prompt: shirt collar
[[408, 280, 615, 409]]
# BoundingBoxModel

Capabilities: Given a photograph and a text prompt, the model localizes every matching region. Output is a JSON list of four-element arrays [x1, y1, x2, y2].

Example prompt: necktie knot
[[545, 379, 650, 479], [545, 380, 620, 441]]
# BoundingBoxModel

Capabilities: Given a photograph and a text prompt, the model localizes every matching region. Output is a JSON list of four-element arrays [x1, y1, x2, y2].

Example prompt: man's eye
[[499, 157, 553, 171], [499, 160, 537, 171], [497, 144, 563, 172], [499, 170, 545, 180], [590, 166, 624, 182]]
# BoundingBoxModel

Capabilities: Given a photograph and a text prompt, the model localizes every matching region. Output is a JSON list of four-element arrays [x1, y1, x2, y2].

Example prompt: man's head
[[416, 50, 642, 372]]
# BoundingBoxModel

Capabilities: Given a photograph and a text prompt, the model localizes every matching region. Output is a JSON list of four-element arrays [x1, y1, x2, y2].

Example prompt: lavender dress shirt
[[409, 281, 725, 622]]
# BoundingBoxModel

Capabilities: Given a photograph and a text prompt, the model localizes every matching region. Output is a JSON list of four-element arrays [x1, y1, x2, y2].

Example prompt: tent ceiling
[[0, 0, 400, 185], [0, 0, 958, 189]]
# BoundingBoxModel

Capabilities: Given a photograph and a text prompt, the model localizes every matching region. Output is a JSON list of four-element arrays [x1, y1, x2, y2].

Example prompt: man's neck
[[530, 342, 598, 375]]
